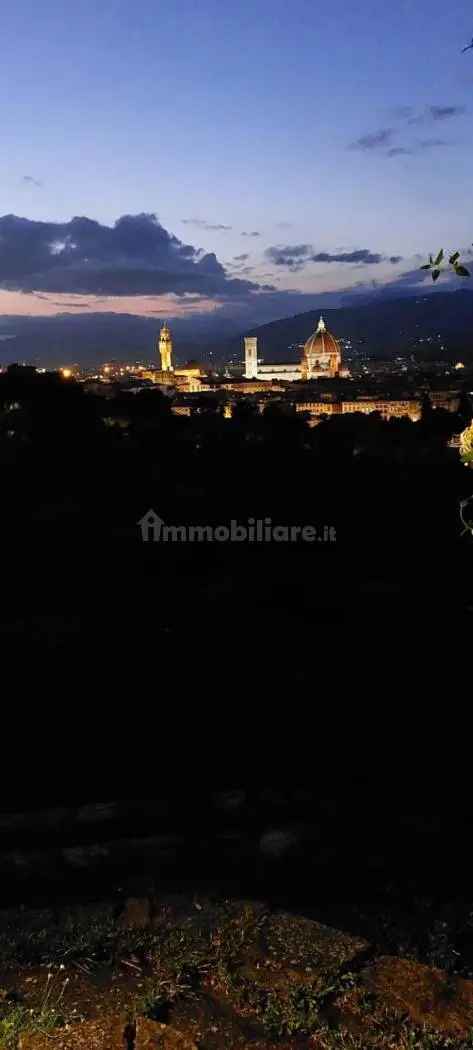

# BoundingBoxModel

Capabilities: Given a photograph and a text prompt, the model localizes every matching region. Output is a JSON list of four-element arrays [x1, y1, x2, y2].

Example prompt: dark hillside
[[225, 290, 473, 362]]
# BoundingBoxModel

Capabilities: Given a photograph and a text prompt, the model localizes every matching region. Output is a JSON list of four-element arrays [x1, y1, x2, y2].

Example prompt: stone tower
[[158, 322, 173, 372], [244, 336, 258, 379]]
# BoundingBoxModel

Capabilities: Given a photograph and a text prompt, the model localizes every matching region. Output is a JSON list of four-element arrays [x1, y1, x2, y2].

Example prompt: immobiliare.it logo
[[138, 510, 337, 544]]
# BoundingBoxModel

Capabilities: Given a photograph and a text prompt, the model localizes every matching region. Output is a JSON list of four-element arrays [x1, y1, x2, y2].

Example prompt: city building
[[294, 398, 421, 424], [158, 321, 173, 372], [141, 325, 207, 392], [244, 316, 350, 381], [300, 316, 343, 379], [77, 319, 468, 430]]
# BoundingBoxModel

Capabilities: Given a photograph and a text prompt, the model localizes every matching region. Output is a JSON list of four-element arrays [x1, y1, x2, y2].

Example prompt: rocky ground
[[0, 891, 473, 1050]]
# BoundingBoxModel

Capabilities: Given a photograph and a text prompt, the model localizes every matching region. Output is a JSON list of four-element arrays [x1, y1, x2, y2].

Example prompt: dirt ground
[[1, 892, 473, 1050]]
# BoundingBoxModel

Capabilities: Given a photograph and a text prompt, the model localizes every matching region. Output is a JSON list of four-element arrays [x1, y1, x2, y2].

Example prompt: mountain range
[[0, 289, 472, 368], [231, 289, 473, 364]]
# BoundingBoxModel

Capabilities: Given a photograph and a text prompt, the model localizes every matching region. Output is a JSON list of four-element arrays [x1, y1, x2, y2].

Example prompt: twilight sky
[[1, 0, 472, 326]]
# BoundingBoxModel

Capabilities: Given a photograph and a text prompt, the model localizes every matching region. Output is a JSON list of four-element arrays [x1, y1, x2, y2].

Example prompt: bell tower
[[244, 336, 258, 379], [158, 322, 173, 372]]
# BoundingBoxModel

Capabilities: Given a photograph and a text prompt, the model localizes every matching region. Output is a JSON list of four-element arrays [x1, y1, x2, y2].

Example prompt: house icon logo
[[137, 509, 165, 542]]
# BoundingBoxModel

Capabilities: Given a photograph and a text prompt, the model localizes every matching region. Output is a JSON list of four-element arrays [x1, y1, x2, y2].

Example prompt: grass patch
[[0, 970, 68, 1048], [0, 1004, 62, 1049], [0, 904, 164, 973]]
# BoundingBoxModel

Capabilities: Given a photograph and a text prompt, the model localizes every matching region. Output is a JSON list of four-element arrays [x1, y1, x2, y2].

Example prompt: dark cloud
[[407, 104, 465, 125], [265, 244, 313, 271], [0, 213, 424, 335], [233, 253, 249, 261], [0, 212, 264, 300], [22, 175, 42, 187], [0, 209, 268, 300], [358, 106, 464, 157], [429, 104, 466, 120], [349, 128, 395, 151], [389, 256, 403, 264], [181, 218, 231, 231], [311, 250, 383, 265], [241, 231, 261, 237], [265, 245, 399, 270]]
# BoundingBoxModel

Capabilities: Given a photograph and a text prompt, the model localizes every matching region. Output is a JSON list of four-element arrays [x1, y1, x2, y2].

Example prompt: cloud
[[389, 256, 403, 264], [233, 253, 249, 261], [429, 104, 466, 120], [349, 128, 395, 151], [0, 211, 417, 335], [407, 104, 466, 125], [361, 105, 464, 158], [0, 212, 263, 299], [265, 245, 401, 270], [386, 139, 450, 157], [22, 175, 42, 187], [418, 138, 449, 150], [241, 230, 261, 237], [311, 250, 383, 265], [276, 222, 293, 229], [181, 218, 231, 231], [265, 244, 313, 271]]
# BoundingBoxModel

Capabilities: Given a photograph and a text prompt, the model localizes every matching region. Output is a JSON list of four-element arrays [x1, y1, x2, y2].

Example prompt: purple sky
[[1, 0, 472, 325]]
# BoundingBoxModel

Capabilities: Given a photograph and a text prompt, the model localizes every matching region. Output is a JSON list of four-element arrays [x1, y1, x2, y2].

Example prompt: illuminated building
[[244, 337, 258, 379], [174, 362, 203, 392], [428, 390, 461, 412], [158, 322, 173, 372], [243, 316, 350, 382], [140, 369, 175, 388], [145, 326, 205, 391], [300, 316, 342, 379], [171, 404, 192, 417], [220, 378, 287, 394], [295, 398, 422, 422], [251, 362, 302, 381]]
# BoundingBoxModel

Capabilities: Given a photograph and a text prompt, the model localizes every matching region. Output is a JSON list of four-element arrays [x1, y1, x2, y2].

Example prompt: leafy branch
[[421, 248, 470, 282]]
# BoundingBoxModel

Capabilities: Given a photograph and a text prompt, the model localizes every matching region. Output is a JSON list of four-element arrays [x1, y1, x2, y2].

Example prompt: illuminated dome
[[301, 316, 341, 379], [303, 316, 340, 358]]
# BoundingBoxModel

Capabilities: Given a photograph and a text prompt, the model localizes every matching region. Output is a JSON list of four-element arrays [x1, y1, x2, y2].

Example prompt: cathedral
[[149, 316, 349, 390], [142, 320, 456, 426], [244, 315, 349, 381]]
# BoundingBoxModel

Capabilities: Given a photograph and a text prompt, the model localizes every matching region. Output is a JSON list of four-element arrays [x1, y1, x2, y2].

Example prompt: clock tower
[[158, 322, 173, 372]]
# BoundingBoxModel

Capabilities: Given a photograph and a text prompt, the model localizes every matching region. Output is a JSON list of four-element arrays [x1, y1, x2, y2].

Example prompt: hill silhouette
[[1, 289, 473, 367], [226, 289, 473, 363]]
